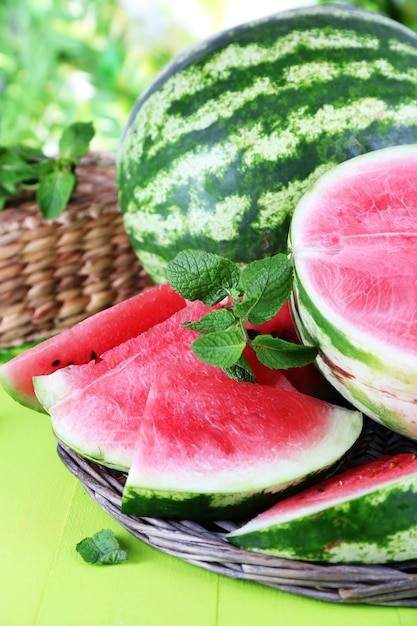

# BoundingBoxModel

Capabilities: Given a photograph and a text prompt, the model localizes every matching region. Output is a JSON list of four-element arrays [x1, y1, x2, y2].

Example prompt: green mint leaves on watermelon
[[167, 249, 318, 382], [76, 529, 128, 565], [0, 121, 95, 219]]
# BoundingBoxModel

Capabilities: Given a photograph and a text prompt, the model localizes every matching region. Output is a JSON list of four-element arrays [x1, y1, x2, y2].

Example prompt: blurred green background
[[1, 0, 416, 155]]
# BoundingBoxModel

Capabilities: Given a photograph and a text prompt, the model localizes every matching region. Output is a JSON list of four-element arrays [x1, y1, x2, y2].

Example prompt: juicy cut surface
[[291, 146, 417, 355]]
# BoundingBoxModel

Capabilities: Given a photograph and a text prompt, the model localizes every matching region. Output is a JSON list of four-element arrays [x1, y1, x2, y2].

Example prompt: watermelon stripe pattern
[[117, 5, 417, 282], [228, 454, 417, 564]]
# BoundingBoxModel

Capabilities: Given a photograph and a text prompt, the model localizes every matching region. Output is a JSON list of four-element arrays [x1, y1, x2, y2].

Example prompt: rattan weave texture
[[0, 152, 153, 348], [57, 418, 417, 607]]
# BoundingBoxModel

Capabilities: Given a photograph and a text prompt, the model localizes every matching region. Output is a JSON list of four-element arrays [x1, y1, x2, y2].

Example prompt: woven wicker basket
[[57, 418, 417, 607], [0, 152, 153, 349]]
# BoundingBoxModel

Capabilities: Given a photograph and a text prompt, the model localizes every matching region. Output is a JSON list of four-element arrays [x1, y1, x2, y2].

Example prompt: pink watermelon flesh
[[122, 365, 363, 520], [227, 453, 417, 563], [241, 453, 417, 526], [0, 283, 186, 412], [35, 301, 295, 470], [34, 301, 296, 413], [292, 147, 417, 355], [248, 302, 338, 401]]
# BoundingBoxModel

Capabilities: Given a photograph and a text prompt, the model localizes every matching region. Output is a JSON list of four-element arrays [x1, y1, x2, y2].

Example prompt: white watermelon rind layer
[[228, 460, 417, 564]]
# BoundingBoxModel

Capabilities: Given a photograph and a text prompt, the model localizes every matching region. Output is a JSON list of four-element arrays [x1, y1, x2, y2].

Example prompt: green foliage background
[[0, 0, 415, 154], [0, 0, 197, 153]]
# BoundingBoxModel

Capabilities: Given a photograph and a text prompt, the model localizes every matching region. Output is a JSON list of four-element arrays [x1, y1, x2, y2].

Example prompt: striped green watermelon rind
[[121, 366, 363, 521], [122, 484, 292, 522], [228, 454, 417, 564], [117, 4, 417, 283]]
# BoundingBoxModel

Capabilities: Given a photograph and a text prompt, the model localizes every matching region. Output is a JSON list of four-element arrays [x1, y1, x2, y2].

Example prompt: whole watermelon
[[117, 4, 417, 283]]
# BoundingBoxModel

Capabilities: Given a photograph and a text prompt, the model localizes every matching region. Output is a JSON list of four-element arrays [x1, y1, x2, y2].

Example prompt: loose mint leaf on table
[[76, 529, 128, 565], [166, 249, 318, 382]]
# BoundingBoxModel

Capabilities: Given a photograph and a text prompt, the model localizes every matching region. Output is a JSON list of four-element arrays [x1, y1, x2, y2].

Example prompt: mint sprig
[[76, 529, 128, 565], [0, 121, 95, 219], [166, 249, 318, 382]]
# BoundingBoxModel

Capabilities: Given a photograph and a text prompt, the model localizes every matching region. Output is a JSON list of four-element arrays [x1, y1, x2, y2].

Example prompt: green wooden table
[[1, 385, 416, 626]]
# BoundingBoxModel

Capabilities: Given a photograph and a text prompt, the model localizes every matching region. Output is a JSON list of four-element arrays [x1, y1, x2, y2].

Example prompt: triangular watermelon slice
[[228, 453, 417, 563], [34, 301, 297, 470], [121, 365, 362, 520], [0, 283, 186, 412]]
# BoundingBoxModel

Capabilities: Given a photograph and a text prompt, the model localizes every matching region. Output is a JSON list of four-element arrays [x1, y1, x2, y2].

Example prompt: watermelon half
[[289, 144, 417, 440], [122, 365, 362, 521], [117, 4, 417, 283], [228, 453, 417, 564], [0, 283, 186, 412]]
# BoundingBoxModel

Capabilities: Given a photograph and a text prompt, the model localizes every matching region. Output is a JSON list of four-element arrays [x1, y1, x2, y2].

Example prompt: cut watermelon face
[[33, 293, 362, 507], [122, 365, 362, 520], [34, 300, 296, 470], [289, 144, 417, 439], [228, 453, 417, 564], [0, 283, 186, 412], [34, 301, 215, 469]]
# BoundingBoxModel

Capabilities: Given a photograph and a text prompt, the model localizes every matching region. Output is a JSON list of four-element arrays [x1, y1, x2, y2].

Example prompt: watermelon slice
[[0, 283, 186, 412], [228, 453, 417, 564], [122, 365, 362, 520], [289, 144, 417, 440], [34, 301, 296, 470]]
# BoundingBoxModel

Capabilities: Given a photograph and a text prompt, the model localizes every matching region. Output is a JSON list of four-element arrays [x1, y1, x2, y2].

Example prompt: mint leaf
[[252, 334, 318, 370], [59, 121, 95, 162], [166, 249, 241, 306], [223, 354, 256, 383], [0, 121, 95, 217], [182, 308, 236, 334], [37, 167, 76, 220], [167, 249, 318, 382], [191, 327, 246, 368], [235, 254, 293, 325], [76, 529, 128, 565], [0, 151, 39, 195]]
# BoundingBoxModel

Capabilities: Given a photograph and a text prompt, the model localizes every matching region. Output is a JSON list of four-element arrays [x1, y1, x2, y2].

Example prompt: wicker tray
[[0, 152, 153, 348], [57, 417, 417, 607]]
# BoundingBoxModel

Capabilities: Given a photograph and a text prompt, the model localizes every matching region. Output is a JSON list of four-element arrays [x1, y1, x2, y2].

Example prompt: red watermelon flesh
[[248, 302, 337, 400], [34, 301, 295, 413], [240, 454, 417, 522], [289, 144, 417, 439], [34, 300, 295, 470], [0, 283, 186, 412], [121, 365, 363, 520]]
